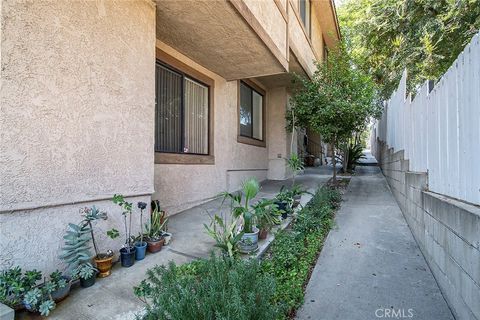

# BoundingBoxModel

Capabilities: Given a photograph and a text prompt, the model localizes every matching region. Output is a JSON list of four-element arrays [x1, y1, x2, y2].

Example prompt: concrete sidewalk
[[296, 162, 454, 320]]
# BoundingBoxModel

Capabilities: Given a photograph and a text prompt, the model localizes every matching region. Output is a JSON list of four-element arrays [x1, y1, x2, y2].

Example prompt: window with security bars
[[155, 61, 209, 155]]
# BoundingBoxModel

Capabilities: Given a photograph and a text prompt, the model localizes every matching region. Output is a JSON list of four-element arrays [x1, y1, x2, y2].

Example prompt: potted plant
[[275, 187, 293, 219], [221, 178, 261, 254], [60, 223, 98, 288], [72, 263, 97, 288], [145, 205, 168, 253], [23, 271, 69, 316], [108, 194, 136, 267], [23, 283, 56, 317], [80, 206, 114, 277], [253, 199, 281, 240], [287, 184, 311, 208], [48, 270, 70, 302], [286, 153, 304, 186], [134, 202, 148, 260], [204, 214, 243, 258], [0, 267, 42, 310]]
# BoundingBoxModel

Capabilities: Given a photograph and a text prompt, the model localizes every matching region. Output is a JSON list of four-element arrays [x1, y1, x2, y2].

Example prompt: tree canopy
[[289, 44, 380, 145], [339, 0, 480, 99], [289, 43, 381, 181]]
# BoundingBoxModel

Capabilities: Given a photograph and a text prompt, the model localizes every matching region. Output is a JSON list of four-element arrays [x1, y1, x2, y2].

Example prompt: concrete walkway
[[38, 169, 332, 320], [296, 157, 454, 320]]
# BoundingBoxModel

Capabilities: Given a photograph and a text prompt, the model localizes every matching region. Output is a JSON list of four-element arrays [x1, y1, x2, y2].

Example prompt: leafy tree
[[339, 0, 480, 99], [289, 43, 380, 183]]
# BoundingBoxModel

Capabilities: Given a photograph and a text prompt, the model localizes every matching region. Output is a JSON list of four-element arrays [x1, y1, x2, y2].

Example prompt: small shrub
[[135, 255, 280, 320]]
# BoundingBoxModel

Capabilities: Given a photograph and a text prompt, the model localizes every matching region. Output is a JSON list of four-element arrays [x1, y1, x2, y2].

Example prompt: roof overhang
[[155, 0, 288, 80]]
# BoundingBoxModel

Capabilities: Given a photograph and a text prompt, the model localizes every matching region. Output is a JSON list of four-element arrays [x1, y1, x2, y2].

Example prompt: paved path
[[296, 161, 454, 320]]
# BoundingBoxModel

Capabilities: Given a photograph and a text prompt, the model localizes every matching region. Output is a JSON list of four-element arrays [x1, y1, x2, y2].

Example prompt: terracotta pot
[[258, 228, 268, 240], [95, 255, 113, 278], [147, 238, 165, 253]]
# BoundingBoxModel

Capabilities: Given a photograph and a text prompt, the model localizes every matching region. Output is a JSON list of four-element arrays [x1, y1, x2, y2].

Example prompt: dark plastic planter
[[120, 246, 136, 267], [276, 201, 289, 219], [135, 242, 147, 260], [80, 274, 96, 288]]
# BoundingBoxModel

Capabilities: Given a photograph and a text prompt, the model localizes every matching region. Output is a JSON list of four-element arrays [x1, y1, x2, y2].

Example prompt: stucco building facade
[[0, 0, 339, 273]]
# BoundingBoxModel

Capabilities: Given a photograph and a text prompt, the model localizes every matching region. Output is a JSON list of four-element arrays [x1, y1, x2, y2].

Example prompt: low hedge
[[261, 186, 339, 317], [134, 186, 341, 320]]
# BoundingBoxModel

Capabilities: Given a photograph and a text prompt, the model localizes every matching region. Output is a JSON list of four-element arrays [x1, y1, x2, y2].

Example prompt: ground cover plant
[[134, 185, 343, 319], [261, 186, 340, 317]]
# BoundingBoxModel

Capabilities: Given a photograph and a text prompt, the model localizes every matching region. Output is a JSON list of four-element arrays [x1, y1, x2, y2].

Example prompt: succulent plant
[[59, 223, 93, 273], [72, 263, 97, 281], [0, 266, 42, 308]]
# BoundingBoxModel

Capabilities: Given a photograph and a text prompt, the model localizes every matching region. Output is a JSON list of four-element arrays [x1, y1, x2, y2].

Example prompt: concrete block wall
[[375, 140, 480, 320]]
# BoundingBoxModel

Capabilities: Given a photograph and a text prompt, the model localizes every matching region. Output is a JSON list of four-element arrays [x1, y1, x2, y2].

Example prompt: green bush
[[135, 255, 280, 320], [261, 186, 339, 317]]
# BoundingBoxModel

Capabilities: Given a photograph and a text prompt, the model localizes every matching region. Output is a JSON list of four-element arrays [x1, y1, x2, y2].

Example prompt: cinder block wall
[[375, 140, 480, 320]]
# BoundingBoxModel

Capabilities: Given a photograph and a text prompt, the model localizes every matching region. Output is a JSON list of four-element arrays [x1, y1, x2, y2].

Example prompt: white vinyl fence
[[373, 33, 480, 205]]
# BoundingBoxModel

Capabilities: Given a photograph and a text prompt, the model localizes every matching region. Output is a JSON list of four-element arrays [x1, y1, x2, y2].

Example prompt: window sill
[[155, 153, 215, 165], [237, 135, 266, 148]]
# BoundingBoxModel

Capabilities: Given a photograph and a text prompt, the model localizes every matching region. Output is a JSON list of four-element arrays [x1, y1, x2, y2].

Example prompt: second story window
[[155, 61, 209, 155], [323, 39, 329, 62], [239, 81, 263, 141], [299, 0, 311, 37]]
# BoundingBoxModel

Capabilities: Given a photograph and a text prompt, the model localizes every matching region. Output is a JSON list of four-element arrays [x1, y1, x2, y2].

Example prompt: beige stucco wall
[[153, 41, 271, 215], [243, 0, 287, 60], [266, 87, 288, 180], [288, 1, 316, 76], [311, 10, 325, 62], [0, 1, 156, 274]]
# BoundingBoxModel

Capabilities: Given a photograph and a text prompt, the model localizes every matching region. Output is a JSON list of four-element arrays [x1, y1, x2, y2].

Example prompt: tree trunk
[[342, 145, 349, 174], [332, 136, 337, 185]]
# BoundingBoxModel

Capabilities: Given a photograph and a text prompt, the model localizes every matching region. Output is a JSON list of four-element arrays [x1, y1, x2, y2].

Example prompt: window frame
[[154, 48, 215, 165], [298, 0, 311, 39], [237, 80, 266, 148], [322, 39, 329, 62]]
